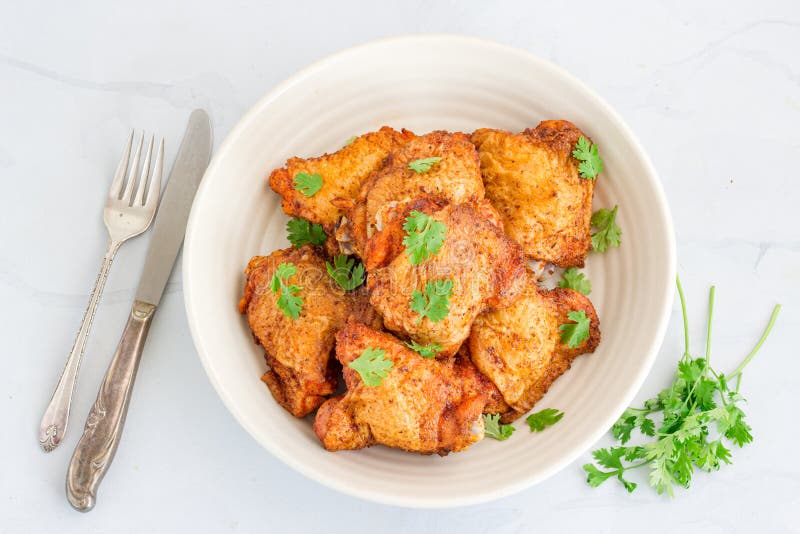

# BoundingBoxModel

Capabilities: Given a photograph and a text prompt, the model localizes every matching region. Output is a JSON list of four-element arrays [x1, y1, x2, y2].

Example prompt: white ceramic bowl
[[183, 35, 676, 508]]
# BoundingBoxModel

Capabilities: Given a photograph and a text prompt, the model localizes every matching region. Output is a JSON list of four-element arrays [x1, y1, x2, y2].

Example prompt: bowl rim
[[183, 33, 677, 508]]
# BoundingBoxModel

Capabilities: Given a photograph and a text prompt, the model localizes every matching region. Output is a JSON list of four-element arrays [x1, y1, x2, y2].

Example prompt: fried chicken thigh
[[340, 131, 484, 256], [238, 245, 379, 417], [367, 200, 525, 357], [314, 322, 491, 455], [472, 120, 595, 267], [269, 127, 414, 235], [469, 271, 600, 421]]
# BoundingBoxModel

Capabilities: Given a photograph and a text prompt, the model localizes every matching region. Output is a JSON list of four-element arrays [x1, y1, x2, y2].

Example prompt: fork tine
[[133, 135, 154, 206], [121, 132, 144, 202], [109, 130, 134, 199], [145, 138, 165, 207]]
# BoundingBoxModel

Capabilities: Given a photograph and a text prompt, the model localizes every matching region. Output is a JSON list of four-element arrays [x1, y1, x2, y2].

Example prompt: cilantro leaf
[[293, 172, 323, 196], [583, 464, 615, 487], [404, 339, 442, 358], [593, 447, 626, 469], [558, 310, 591, 348], [590, 205, 622, 252], [270, 262, 303, 319], [526, 408, 564, 432], [483, 414, 515, 441], [348, 347, 393, 387], [408, 157, 442, 174], [325, 254, 365, 291], [572, 136, 604, 180], [410, 279, 453, 323], [583, 279, 782, 496], [344, 135, 357, 146], [402, 211, 447, 265], [558, 267, 592, 295], [286, 217, 327, 247]]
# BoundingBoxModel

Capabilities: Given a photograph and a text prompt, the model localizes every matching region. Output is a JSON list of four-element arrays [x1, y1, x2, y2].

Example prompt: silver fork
[[39, 131, 164, 452]]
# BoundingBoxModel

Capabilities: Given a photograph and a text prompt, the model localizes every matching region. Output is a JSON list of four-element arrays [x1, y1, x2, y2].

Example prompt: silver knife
[[65, 109, 212, 512]]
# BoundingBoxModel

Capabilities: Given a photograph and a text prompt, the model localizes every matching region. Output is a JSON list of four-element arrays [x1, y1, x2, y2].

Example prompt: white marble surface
[[2, 1, 799, 532]]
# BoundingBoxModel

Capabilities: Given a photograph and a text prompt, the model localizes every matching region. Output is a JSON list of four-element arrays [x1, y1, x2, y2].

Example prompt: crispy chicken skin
[[313, 322, 491, 455], [238, 246, 379, 417], [269, 126, 415, 234], [340, 131, 484, 257], [367, 201, 525, 357], [471, 120, 595, 267], [469, 271, 600, 421]]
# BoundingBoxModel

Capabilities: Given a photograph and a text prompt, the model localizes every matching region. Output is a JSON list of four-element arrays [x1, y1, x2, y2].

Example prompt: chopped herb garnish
[[270, 262, 303, 319], [402, 211, 447, 265]]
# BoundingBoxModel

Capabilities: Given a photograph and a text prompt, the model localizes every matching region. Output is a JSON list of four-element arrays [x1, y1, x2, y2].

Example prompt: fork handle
[[39, 240, 121, 452], [66, 300, 155, 512]]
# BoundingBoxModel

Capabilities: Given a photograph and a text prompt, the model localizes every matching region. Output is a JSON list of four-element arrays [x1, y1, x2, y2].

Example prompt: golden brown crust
[[367, 201, 526, 357], [239, 246, 377, 417], [269, 127, 415, 234], [342, 131, 485, 257], [469, 270, 600, 420], [471, 120, 595, 267], [313, 322, 490, 455]]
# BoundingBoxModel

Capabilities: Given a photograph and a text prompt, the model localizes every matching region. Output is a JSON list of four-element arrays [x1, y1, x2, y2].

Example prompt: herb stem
[[676, 276, 690, 360], [726, 304, 781, 382], [621, 460, 650, 472], [705, 286, 715, 361]]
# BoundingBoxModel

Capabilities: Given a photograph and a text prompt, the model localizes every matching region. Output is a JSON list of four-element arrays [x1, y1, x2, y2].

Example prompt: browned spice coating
[[314, 322, 492, 455], [472, 120, 595, 267]]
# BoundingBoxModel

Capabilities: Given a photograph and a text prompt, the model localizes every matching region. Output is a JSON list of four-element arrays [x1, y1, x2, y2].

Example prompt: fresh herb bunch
[[583, 278, 780, 495]]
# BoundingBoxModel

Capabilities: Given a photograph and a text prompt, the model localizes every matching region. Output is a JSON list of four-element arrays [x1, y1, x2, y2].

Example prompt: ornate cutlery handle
[[66, 300, 156, 512], [39, 240, 121, 452]]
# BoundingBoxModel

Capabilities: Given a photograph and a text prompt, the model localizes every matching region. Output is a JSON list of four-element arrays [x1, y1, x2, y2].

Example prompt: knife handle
[[66, 300, 155, 512]]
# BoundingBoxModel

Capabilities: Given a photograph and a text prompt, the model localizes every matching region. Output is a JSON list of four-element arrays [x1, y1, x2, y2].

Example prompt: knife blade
[[135, 108, 212, 305], [66, 109, 212, 512]]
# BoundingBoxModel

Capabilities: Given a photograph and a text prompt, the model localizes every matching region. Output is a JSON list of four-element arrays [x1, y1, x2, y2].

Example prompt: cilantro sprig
[[286, 217, 327, 247], [583, 278, 781, 495], [402, 211, 447, 265], [404, 340, 442, 358], [348, 347, 394, 387], [572, 136, 604, 180], [590, 206, 622, 252], [558, 267, 591, 295], [326, 254, 365, 291], [559, 310, 591, 348], [526, 408, 564, 432], [484, 414, 515, 441], [408, 157, 442, 174], [410, 279, 453, 323], [293, 172, 323, 196], [270, 262, 303, 319]]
